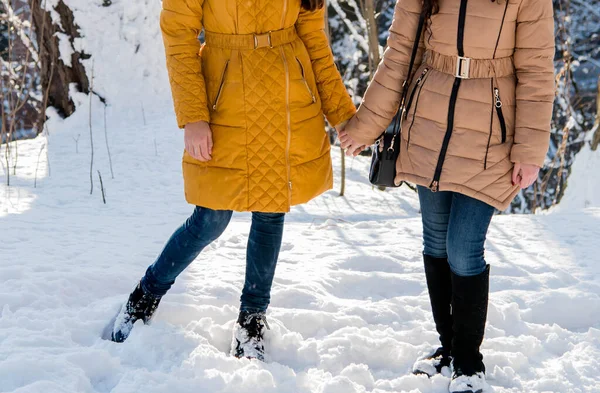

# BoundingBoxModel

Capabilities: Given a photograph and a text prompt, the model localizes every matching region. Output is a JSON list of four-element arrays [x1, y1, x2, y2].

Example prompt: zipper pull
[[430, 180, 439, 192], [416, 68, 429, 85], [494, 87, 503, 108], [289, 181, 292, 190]]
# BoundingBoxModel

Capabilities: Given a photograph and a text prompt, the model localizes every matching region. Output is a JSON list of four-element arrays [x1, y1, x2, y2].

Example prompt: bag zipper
[[296, 57, 316, 104], [494, 87, 507, 143], [404, 67, 429, 119], [212, 60, 229, 111], [430, 0, 468, 193], [406, 69, 430, 147]]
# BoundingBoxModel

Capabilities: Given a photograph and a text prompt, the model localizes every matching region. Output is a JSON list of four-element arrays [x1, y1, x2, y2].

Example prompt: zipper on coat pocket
[[494, 87, 507, 143], [212, 60, 229, 111], [296, 57, 316, 103], [406, 70, 429, 147], [404, 68, 429, 119]]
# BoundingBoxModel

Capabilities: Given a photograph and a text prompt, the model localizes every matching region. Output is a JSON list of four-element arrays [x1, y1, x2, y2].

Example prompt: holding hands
[[337, 120, 369, 157]]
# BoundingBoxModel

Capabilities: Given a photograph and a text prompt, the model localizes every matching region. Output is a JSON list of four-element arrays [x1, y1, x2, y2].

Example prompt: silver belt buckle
[[456, 56, 471, 79]]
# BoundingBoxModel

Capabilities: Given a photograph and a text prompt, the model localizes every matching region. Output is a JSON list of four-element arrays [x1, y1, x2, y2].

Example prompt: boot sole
[[412, 370, 434, 378], [101, 309, 121, 341]]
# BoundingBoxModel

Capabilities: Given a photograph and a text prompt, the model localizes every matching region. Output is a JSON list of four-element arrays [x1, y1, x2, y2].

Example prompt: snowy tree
[[0, 3, 8, 60], [29, 0, 95, 120], [1, 0, 41, 184]]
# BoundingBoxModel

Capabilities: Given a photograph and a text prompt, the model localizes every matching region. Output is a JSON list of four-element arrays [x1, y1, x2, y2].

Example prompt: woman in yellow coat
[[110, 0, 355, 360]]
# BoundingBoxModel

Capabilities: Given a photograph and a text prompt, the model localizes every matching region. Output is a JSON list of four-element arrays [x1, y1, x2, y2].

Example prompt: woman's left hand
[[512, 163, 540, 189]]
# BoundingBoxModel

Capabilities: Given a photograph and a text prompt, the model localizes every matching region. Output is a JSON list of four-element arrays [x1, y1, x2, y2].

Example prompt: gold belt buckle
[[456, 56, 471, 79], [254, 31, 273, 49]]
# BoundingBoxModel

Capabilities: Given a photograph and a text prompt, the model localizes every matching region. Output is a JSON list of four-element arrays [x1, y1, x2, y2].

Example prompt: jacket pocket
[[404, 67, 429, 119], [212, 60, 229, 111], [405, 68, 430, 147], [494, 87, 507, 144], [296, 57, 317, 104], [484, 85, 507, 169]]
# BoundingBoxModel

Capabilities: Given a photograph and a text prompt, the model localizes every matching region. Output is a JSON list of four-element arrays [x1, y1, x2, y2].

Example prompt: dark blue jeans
[[141, 206, 285, 313], [417, 186, 495, 277]]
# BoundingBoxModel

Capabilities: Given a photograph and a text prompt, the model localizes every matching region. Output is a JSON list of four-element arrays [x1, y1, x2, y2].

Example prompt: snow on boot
[[231, 311, 270, 361], [449, 266, 490, 393], [449, 367, 487, 393], [111, 282, 162, 343], [412, 346, 452, 377]]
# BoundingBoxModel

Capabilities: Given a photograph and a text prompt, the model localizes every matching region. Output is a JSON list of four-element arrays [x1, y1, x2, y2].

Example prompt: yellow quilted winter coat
[[160, 0, 356, 213]]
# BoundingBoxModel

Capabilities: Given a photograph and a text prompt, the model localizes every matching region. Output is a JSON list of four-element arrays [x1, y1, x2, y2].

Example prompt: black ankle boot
[[231, 311, 270, 361], [413, 255, 454, 376], [449, 265, 490, 393], [111, 282, 162, 343]]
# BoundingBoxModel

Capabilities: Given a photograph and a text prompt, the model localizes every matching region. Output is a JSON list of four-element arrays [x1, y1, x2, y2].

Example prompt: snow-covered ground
[[1, 0, 600, 391], [1, 99, 600, 393]]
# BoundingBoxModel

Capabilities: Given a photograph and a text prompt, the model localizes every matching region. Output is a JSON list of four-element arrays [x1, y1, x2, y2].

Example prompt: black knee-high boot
[[413, 255, 453, 376], [451, 265, 490, 376], [424, 255, 454, 352]]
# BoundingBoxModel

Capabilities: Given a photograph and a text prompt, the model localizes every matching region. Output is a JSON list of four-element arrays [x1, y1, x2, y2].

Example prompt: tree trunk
[[363, 0, 380, 79], [30, 0, 91, 122], [591, 76, 600, 151]]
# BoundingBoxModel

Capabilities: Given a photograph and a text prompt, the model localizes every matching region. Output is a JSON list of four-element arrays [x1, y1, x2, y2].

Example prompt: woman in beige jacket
[[340, 0, 555, 392]]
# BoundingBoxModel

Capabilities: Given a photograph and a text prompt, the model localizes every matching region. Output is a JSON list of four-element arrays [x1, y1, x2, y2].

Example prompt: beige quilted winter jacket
[[345, 0, 556, 210], [161, 0, 356, 212]]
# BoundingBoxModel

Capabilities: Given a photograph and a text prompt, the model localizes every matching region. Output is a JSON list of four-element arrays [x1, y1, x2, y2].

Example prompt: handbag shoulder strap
[[401, 9, 427, 105], [380, 7, 427, 140]]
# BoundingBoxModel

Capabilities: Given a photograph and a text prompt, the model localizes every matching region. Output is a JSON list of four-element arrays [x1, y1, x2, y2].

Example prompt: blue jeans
[[141, 206, 285, 313], [417, 186, 495, 277]]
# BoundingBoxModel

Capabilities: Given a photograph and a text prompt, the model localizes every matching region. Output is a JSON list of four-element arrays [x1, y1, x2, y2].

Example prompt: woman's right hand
[[339, 129, 367, 157], [184, 121, 213, 162]]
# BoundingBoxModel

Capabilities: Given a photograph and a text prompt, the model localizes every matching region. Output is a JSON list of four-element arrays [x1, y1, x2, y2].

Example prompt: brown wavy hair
[[301, 0, 325, 12], [423, 0, 440, 17]]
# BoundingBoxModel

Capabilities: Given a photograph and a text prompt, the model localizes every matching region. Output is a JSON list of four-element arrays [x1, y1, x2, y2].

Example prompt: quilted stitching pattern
[[161, 0, 210, 128], [167, 54, 210, 127], [296, 7, 357, 127], [242, 47, 288, 212], [237, 0, 282, 33], [162, 0, 357, 212]]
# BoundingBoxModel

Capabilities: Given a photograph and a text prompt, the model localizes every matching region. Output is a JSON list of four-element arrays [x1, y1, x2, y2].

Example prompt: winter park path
[[1, 109, 599, 393]]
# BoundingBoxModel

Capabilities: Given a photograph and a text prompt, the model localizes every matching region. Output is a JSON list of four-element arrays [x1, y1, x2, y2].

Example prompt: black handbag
[[369, 11, 426, 187]]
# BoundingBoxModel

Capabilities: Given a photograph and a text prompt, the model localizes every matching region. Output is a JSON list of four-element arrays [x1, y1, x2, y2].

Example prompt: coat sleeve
[[295, 7, 356, 128], [510, 0, 555, 167], [161, 0, 210, 128], [345, 0, 425, 146]]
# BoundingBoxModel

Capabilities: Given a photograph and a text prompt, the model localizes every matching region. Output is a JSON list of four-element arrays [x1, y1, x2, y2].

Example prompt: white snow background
[[1, 1, 600, 392]]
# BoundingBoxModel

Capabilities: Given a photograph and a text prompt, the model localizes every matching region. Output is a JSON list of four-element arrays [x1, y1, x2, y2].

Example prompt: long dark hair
[[423, 0, 439, 18], [301, 0, 325, 12]]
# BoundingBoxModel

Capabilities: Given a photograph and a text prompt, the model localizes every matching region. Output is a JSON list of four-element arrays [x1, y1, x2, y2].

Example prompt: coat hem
[[395, 172, 519, 211]]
